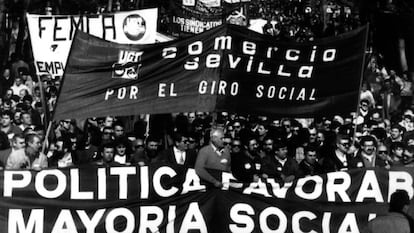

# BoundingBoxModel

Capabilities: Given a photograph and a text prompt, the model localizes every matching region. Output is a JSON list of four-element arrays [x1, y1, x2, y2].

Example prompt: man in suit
[[349, 135, 388, 169], [156, 132, 197, 168], [195, 127, 231, 188], [321, 134, 352, 173]]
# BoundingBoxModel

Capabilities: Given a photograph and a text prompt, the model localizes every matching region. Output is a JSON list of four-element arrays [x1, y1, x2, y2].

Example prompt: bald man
[[195, 127, 231, 188]]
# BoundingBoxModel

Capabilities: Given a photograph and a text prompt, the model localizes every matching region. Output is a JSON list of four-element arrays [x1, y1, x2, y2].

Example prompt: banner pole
[[352, 24, 370, 145]]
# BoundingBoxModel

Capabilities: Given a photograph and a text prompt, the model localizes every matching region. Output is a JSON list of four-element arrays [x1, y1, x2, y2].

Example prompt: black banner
[[1, 166, 414, 233], [53, 24, 368, 120]]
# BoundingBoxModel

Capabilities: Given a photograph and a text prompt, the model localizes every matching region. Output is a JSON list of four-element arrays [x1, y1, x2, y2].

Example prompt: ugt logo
[[112, 50, 143, 80]]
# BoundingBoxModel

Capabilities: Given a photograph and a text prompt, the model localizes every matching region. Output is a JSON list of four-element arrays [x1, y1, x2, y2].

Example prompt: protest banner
[[53, 24, 368, 120], [27, 9, 158, 78], [1, 166, 413, 232], [169, 0, 223, 35]]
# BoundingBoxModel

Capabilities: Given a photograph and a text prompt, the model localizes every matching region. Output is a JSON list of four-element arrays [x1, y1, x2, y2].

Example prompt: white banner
[[27, 9, 158, 78]]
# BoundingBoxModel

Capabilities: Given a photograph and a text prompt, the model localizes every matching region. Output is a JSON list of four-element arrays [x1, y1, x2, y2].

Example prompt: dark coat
[[262, 155, 299, 180], [231, 150, 262, 183], [156, 147, 197, 168], [321, 149, 351, 173], [298, 160, 323, 178]]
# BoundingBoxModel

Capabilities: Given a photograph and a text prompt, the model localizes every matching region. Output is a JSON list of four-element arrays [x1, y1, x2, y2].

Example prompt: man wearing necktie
[[156, 132, 197, 168]]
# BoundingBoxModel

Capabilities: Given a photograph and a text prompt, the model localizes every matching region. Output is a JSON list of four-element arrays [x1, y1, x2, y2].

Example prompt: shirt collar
[[211, 144, 223, 156]]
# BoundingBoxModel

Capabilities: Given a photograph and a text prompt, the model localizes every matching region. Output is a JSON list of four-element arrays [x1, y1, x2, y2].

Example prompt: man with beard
[[130, 135, 160, 165], [349, 135, 387, 169]]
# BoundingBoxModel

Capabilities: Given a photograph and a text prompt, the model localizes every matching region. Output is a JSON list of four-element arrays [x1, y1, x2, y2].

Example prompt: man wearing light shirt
[[156, 132, 197, 168], [195, 127, 231, 188], [349, 135, 388, 169]]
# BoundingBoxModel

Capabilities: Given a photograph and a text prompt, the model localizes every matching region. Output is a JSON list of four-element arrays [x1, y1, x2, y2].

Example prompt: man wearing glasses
[[349, 135, 388, 169], [321, 134, 352, 173], [156, 132, 197, 169]]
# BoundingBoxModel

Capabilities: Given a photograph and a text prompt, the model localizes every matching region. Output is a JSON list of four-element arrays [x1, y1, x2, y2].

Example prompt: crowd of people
[[0, 56, 413, 185], [255, 0, 359, 42], [0, 1, 412, 188]]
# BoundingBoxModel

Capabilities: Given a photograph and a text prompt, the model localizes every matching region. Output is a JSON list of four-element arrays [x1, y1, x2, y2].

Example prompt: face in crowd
[[175, 136, 189, 151], [336, 137, 351, 154], [377, 145, 388, 161], [132, 138, 145, 153], [12, 135, 25, 150], [28, 135, 42, 153], [247, 138, 259, 154], [275, 146, 288, 160], [263, 138, 274, 153], [231, 139, 242, 154], [361, 138, 376, 156], [210, 128, 225, 149], [305, 149, 318, 165], [102, 146, 115, 163], [116, 143, 127, 156]]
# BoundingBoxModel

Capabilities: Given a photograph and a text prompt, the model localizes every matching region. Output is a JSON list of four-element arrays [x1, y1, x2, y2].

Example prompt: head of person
[[115, 140, 127, 156], [33, 126, 45, 142], [359, 135, 377, 156], [145, 135, 160, 156], [336, 134, 351, 153], [304, 145, 318, 165], [274, 140, 288, 160], [13, 111, 22, 125], [256, 121, 269, 137], [308, 127, 318, 143], [60, 119, 72, 131], [103, 116, 115, 128], [14, 76, 22, 86], [102, 126, 114, 141], [101, 143, 115, 163], [376, 144, 389, 161], [26, 134, 42, 153], [113, 120, 125, 138], [11, 133, 25, 150], [132, 138, 145, 153], [20, 112, 32, 126], [0, 110, 13, 127], [389, 190, 410, 213], [390, 124, 403, 140], [173, 132, 189, 151], [223, 134, 232, 150], [231, 138, 243, 154], [246, 137, 259, 154], [282, 119, 292, 134], [188, 112, 196, 123], [210, 127, 225, 149], [232, 120, 243, 133], [262, 137, 274, 153], [391, 142, 405, 159], [2, 99, 11, 111], [187, 133, 199, 151]]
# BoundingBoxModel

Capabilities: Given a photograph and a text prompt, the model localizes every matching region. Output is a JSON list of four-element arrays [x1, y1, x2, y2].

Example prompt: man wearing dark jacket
[[262, 140, 299, 183], [156, 132, 197, 168]]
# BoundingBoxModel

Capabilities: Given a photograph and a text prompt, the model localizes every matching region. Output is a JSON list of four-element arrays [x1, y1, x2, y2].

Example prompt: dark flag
[[53, 24, 368, 121]]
